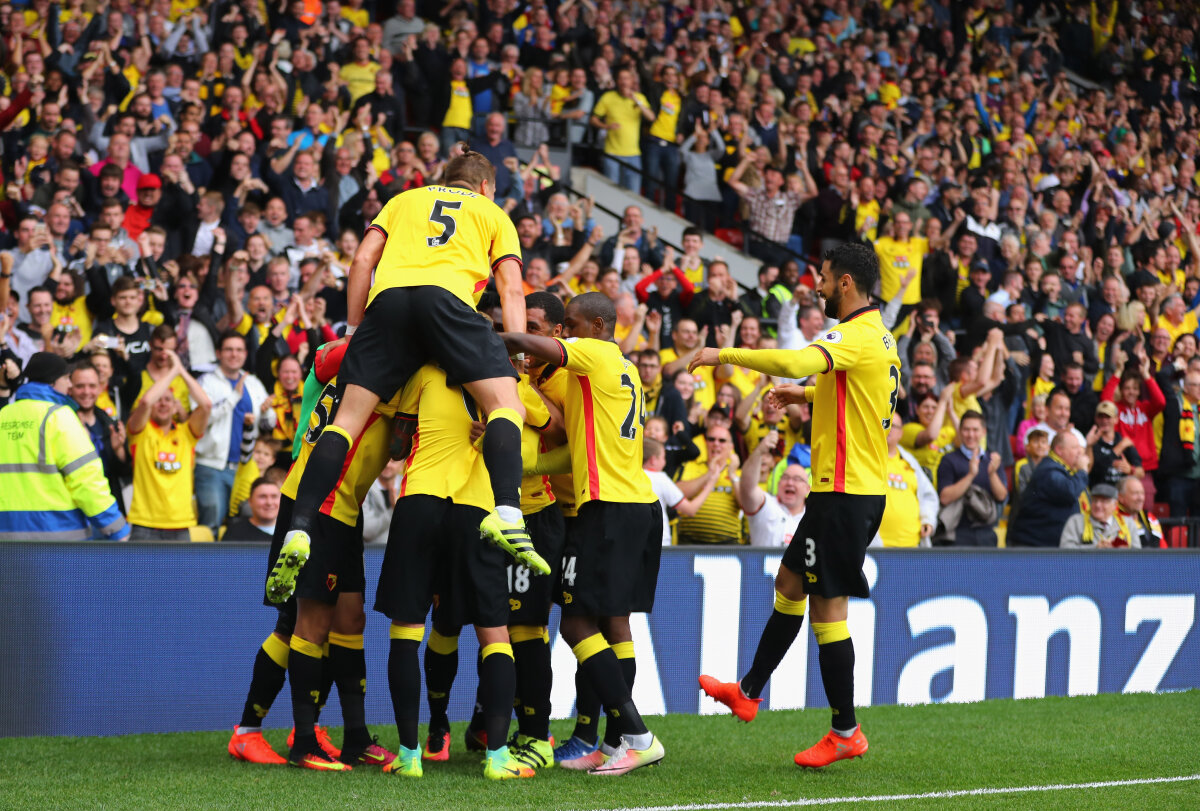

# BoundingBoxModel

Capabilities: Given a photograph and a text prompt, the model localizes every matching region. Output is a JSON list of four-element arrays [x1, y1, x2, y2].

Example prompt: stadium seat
[[714, 228, 744, 250], [189, 525, 215, 543]]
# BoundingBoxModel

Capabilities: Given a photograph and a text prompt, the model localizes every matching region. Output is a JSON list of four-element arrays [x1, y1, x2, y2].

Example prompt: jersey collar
[[839, 305, 879, 324]]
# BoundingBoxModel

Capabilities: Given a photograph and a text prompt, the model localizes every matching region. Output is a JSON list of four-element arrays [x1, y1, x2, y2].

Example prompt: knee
[[332, 610, 366, 636], [774, 566, 806, 602]]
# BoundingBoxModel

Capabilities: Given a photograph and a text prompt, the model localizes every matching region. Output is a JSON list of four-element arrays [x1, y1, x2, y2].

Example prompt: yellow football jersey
[[396, 364, 494, 512], [367, 185, 523, 310], [519, 374, 555, 515], [721, 306, 899, 495], [282, 377, 398, 526], [534, 364, 577, 517], [552, 337, 657, 508], [873, 236, 927, 305]]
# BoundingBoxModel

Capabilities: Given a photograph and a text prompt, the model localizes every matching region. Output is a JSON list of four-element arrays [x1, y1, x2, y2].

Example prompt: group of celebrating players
[[225, 145, 899, 781]]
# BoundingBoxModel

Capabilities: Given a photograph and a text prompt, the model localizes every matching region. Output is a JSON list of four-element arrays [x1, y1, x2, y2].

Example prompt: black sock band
[[741, 610, 806, 700], [479, 645, 516, 753], [291, 430, 351, 533], [287, 638, 324, 755], [387, 638, 421, 750], [571, 664, 601, 745], [329, 637, 369, 749], [423, 647, 458, 733], [818, 637, 856, 731], [482, 416, 522, 511], [239, 645, 288, 729], [513, 637, 552, 740]]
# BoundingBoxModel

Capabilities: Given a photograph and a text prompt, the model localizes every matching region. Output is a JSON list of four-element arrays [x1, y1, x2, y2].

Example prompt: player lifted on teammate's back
[[690, 242, 900, 769]]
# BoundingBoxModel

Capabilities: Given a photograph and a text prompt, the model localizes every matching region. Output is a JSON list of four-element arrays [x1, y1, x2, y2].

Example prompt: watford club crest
[[326, 573, 338, 591]]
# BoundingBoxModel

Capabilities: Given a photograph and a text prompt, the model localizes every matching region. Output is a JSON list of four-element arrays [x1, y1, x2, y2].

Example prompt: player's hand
[[688, 347, 722, 373], [767, 384, 807, 409]]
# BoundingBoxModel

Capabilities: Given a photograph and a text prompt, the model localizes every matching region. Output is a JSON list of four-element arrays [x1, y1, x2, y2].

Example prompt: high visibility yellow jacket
[[0, 384, 129, 541]]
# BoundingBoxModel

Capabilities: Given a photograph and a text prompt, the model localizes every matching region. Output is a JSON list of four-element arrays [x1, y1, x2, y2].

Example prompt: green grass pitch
[[2, 691, 1197, 810]]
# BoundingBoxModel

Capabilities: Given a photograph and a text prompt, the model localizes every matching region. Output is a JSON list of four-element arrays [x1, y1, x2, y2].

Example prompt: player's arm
[[346, 226, 387, 329], [495, 257, 527, 333], [690, 342, 846, 380], [500, 332, 565, 366]]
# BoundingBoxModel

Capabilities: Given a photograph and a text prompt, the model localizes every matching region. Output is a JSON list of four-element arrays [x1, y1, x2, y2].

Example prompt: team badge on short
[[326, 573, 338, 591]]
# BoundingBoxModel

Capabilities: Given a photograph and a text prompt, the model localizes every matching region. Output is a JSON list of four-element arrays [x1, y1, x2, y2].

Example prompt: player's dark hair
[[526, 291, 565, 326], [477, 290, 502, 313], [569, 291, 616, 334], [444, 144, 496, 190], [822, 242, 879, 297]]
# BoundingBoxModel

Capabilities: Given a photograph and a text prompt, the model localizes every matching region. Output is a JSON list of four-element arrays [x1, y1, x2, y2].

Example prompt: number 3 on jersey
[[427, 200, 461, 247], [881, 364, 900, 429]]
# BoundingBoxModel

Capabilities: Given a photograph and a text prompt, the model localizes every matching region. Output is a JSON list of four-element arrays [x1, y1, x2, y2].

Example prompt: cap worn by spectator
[[1091, 483, 1119, 501], [1095, 401, 1118, 420], [22, 352, 69, 386], [137, 174, 163, 191]]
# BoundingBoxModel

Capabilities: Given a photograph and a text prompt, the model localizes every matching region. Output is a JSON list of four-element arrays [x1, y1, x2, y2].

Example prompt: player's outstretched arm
[[346, 227, 387, 328], [500, 332, 564, 366], [690, 344, 830, 380]]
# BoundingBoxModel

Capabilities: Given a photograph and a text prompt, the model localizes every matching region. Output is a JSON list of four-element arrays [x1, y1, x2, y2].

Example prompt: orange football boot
[[228, 727, 287, 764], [698, 675, 762, 722], [793, 727, 868, 768]]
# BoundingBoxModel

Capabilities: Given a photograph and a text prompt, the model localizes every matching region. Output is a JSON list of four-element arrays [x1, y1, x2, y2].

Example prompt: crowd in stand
[[0, 0, 1196, 548]]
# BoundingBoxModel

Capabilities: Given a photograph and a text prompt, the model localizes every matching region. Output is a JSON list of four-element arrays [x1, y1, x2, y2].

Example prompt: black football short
[[265, 495, 365, 608], [507, 505, 566, 626], [374, 495, 510, 628], [339, 286, 518, 401], [558, 500, 662, 616], [781, 491, 885, 598]]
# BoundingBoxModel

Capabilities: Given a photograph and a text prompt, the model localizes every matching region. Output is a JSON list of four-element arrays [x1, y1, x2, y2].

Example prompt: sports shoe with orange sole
[[793, 727, 868, 768], [287, 725, 342, 759], [423, 731, 451, 761], [343, 740, 397, 768], [698, 675, 762, 722], [289, 748, 352, 772], [228, 727, 287, 764]]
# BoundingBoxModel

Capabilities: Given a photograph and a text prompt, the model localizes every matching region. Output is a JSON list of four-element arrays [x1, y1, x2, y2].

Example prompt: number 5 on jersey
[[427, 200, 461, 247]]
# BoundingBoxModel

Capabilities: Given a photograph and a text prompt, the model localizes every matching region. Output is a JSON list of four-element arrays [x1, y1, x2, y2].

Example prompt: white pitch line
[[595, 774, 1200, 811]]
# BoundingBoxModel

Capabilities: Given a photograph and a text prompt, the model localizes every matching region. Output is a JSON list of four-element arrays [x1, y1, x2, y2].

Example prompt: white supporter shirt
[[647, 469, 685, 546], [746, 490, 804, 548]]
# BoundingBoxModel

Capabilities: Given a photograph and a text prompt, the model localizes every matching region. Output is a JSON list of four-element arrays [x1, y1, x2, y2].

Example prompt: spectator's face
[[705, 425, 732, 459], [277, 357, 302, 391], [1119, 479, 1145, 514], [911, 365, 935, 395], [958, 417, 983, 451], [69, 369, 100, 410], [174, 277, 199, 308], [28, 291, 52, 325], [1185, 374, 1200, 404], [137, 186, 161, 208], [1064, 305, 1084, 333], [598, 273, 620, 300], [1064, 366, 1083, 392], [112, 288, 141, 316], [150, 337, 176, 368], [249, 287, 273, 321], [1151, 329, 1171, 355], [674, 372, 695, 400], [1091, 495, 1116, 524], [739, 318, 760, 347], [293, 154, 315, 181], [716, 385, 737, 408], [674, 319, 699, 350], [46, 205, 70, 237], [621, 247, 640, 274], [623, 207, 643, 232], [267, 264, 290, 293], [265, 199, 287, 225], [516, 218, 539, 245], [636, 353, 660, 386], [293, 218, 312, 244], [218, 337, 247, 373], [55, 274, 75, 301], [777, 465, 809, 510], [1048, 394, 1071, 430], [102, 205, 124, 231], [151, 390, 178, 424], [526, 259, 549, 290], [1027, 435, 1048, 460], [250, 484, 281, 524], [708, 264, 729, 294], [485, 114, 505, 142]]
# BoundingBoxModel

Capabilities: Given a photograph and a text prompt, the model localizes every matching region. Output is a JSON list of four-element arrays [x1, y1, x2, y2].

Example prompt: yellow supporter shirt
[[856, 200, 880, 241], [676, 459, 743, 544], [368, 185, 523, 309], [678, 257, 706, 288], [51, 296, 93, 345], [135, 369, 190, 414], [128, 420, 200, 529], [723, 364, 763, 399], [443, 80, 473, 130], [341, 61, 381, 105], [533, 364, 576, 517], [592, 90, 649, 157], [879, 451, 921, 547], [900, 421, 956, 488], [281, 376, 398, 525], [648, 89, 681, 143], [614, 320, 647, 352], [660, 346, 716, 410], [719, 305, 900, 495], [551, 336, 656, 508], [519, 375, 555, 516], [874, 236, 927, 305], [341, 6, 368, 28], [1157, 311, 1198, 345], [550, 83, 572, 116], [395, 364, 493, 511]]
